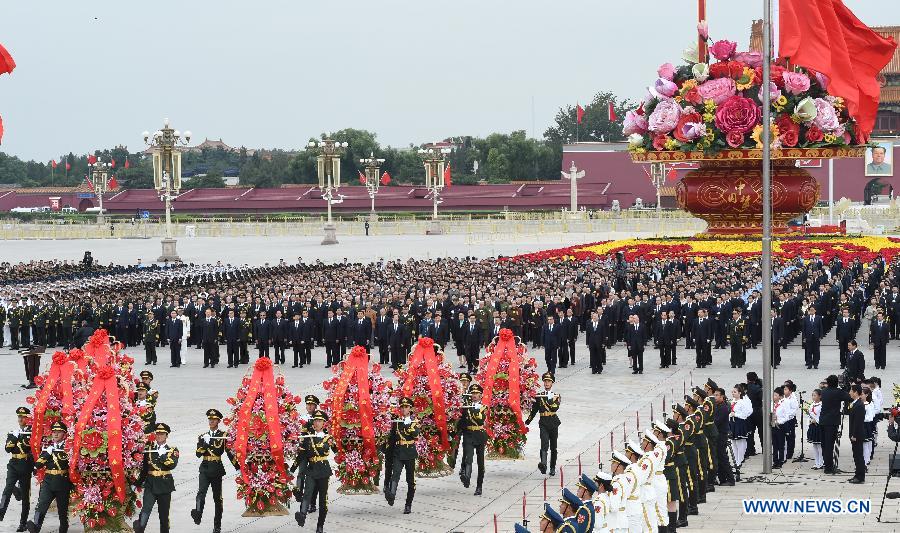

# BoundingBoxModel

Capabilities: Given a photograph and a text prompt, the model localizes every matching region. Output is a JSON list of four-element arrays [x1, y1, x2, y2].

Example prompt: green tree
[[543, 91, 631, 152]]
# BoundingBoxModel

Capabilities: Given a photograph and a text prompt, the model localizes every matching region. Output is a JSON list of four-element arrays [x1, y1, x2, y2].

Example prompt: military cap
[[653, 419, 670, 435], [540, 503, 565, 527], [399, 397, 414, 408], [672, 404, 688, 419], [136, 382, 149, 391], [16, 407, 30, 416], [594, 470, 613, 487], [643, 431, 662, 446], [684, 395, 699, 409], [155, 423, 171, 434], [560, 487, 584, 511], [458, 372, 472, 382], [312, 410, 328, 422], [692, 386, 707, 398], [611, 451, 632, 467], [140, 370, 154, 380], [665, 418, 679, 431], [468, 384, 484, 394], [305, 395, 320, 405], [576, 473, 599, 494], [705, 378, 718, 391], [514, 524, 529, 533], [50, 421, 67, 432], [541, 372, 555, 383], [206, 409, 223, 420], [625, 440, 644, 457]]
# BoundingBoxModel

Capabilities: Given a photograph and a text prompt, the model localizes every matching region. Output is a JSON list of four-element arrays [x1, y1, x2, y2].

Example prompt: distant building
[[874, 26, 900, 136]]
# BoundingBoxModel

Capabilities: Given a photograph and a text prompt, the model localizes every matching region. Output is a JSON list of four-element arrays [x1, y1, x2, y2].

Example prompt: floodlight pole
[[761, 0, 774, 476]]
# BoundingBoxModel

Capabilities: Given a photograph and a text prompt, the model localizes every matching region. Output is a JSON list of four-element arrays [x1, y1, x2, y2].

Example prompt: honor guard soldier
[[457, 383, 487, 495], [191, 409, 236, 533], [139, 371, 159, 404], [292, 396, 321, 513], [525, 372, 561, 476], [135, 383, 157, 438], [726, 309, 748, 368], [684, 396, 711, 503], [1, 407, 33, 532], [694, 385, 718, 493], [133, 423, 179, 533], [25, 421, 70, 533], [143, 312, 159, 365], [238, 309, 253, 365], [385, 397, 420, 514], [295, 410, 334, 533], [447, 372, 472, 468]]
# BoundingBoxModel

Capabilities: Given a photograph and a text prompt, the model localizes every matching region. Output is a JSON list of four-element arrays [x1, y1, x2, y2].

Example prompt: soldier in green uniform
[[295, 410, 334, 533], [665, 416, 693, 527], [238, 309, 253, 365], [32, 299, 47, 348], [446, 372, 471, 468], [140, 371, 159, 405], [684, 396, 710, 503], [525, 372, 561, 476], [458, 383, 487, 495], [0, 303, 6, 349], [143, 312, 159, 365], [8, 304, 20, 350], [652, 419, 684, 530], [385, 397, 420, 514], [45, 300, 58, 348], [19, 302, 33, 349], [25, 421, 70, 533], [191, 409, 236, 533], [1, 407, 33, 532], [133, 423, 179, 533], [135, 383, 157, 437], [672, 405, 701, 517], [726, 309, 748, 368], [60, 300, 77, 350], [695, 384, 718, 494]]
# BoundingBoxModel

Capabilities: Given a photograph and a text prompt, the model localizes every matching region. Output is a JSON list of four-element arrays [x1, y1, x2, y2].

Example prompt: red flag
[[443, 163, 452, 187], [779, 0, 896, 141], [84, 176, 94, 191], [576, 104, 585, 125], [667, 167, 677, 181], [65, 162, 71, 171], [110, 158, 116, 169], [380, 171, 391, 186], [608, 101, 618, 122], [87, 155, 97, 165], [108, 176, 119, 190], [124, 158, 131, 169], [0, 43, 15, 76], [50, 159, 57, 169], [358, 170, 366, 185]]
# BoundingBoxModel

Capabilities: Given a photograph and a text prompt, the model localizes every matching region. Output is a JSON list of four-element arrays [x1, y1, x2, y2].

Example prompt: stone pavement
[[0, 337, 898, 533]]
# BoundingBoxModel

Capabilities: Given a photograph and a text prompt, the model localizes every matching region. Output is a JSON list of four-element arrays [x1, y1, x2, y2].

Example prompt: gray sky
[[0, 0, 887, 161]]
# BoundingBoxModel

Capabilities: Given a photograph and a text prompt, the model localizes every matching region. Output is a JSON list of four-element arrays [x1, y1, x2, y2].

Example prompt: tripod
[[726, 438, 742, 482], [877, 440, 900, 523], [792, 391, 810, 463], [834, 410, 845, 471]]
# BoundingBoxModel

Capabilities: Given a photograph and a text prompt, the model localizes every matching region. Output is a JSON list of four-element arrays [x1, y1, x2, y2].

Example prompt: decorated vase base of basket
[[241, 501, 289, 517], [417, 462, 454, 478], [337, 483, 381, 495]]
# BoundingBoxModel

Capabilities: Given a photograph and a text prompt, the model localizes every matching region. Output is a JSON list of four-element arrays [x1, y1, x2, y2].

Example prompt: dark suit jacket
[[847, 399, 866, 441], [200, 317, 219, 343], [463, 322, 482, 351], [802, 316, 824, 343], [271, 318, 288, 342], [870, 320, 889, 346], [845, 349, 866, 383], [835, 317, 855, 340], [388, 322, 407, 353], [428, 320, 450, 348], [692, 317, 713, 344], [165, 318, 183, 342], [349, 318, 372, 348], [819, 387, 852, 426], [586, 321, 604, 348], [625, 323, 646, 352], [222, 316, 241, 342], [255, 318, 274, 343], [541, 324, 561, 352]]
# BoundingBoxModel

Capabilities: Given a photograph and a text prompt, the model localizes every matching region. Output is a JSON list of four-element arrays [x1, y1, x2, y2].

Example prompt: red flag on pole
[[108, 176, 119, 190], [87, 155, 97, 165], [608, 101, 618, 122], [779, 0, 897, 141], [0, 43, 15, 76], [576, 104, 585, 125], [380, 171, 391, 185], [443, 163, 452, 187], [51, 160, 57, 169], [358, 170, 366, 185], [124, 157, 131, 169], [84, 176, 94, 191], [65, 162, 71, 171], [110, 158, 116, 169]]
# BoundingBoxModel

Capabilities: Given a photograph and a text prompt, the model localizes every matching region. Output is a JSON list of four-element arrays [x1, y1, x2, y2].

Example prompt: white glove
[[315, 431, 325, 438], [473, 402, 482, 409], [546, 391, 555, 400], [403, 417, 412, 425], [156, 445, 168, 454], [11, 429, 20, 438], [202, 434, 211, 444]]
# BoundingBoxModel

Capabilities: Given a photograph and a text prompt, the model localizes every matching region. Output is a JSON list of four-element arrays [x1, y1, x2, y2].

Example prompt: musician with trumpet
[[384, 397, 420, 514], [191, 409, 236, 533], [0, 407, 33, 532], [457, 384, 487, 496], [525, 372, 561, 476]]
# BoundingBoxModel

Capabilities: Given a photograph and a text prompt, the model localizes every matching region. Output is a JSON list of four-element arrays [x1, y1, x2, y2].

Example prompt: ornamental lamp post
[[360, 152, 385, 221], [88, 159, 113, 224], [143, 118, 191, 262], [649, 162, 667, 225], [418, 145, 451, 235], [308, 137, 348, 245]]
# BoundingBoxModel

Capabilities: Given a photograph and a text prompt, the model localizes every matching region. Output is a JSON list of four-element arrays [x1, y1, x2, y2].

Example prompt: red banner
[[31, 352, 76, 459], [70, 365, 126, 503], [233, 357, 286, 485], [84, 329, 111, 367], [330, 346, 376, 458], [481, 329, 525, 438], [402, 338, 450, 449]]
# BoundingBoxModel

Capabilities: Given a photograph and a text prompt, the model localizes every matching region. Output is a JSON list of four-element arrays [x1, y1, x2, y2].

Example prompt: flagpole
[[761, 0, 774, 477]]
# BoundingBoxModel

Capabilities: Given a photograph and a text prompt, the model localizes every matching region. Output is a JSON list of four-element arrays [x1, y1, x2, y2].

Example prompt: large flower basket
[[322, 346, 392, 494], [624, 32, 869, 234], [27, 348, 90, 462], [69, 331, 145, 532], [226, 357, 304, 517], [393, 337, 462, 477], [475, 329, 539, 460]]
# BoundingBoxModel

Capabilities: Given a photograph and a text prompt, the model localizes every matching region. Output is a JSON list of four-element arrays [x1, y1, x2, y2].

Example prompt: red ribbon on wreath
[[84, 329, 111, 367], [402, 337, 450, 449], [31, 352, 77, 460], [70, 364, 126, 503], [330, 346, 376, 458], [481, 328, 525, 438], [233, 357, 286, 485]]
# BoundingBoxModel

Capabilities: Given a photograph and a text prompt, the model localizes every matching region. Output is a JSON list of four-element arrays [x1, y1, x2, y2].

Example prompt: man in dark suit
[[463, 315, 482, 374], [271, 310, 287, 364], [585, 311, 604, 374], [114, 301, 129, 345], [564, 309, 578, 366], [201, 308, 220, 368], [869, 310, 889, 369], [835, 307, 855, 369], [802, 306, 824, 369], [289, 312, 306, 368], [323, 310, 340, 368], [819, 374, 852, 474], [691, 308, 713, 369], [745, 372, 763, 456], [348, 310, 372, 353], [427, 313, 450, 352], [222, 309, 241, 368], [625, 315, 645, 374], [844, 340, 865, 385], [72, 320, 95, 349], [771, 309, 785, 368], [541, 315, 561, 376], [165, 310, 183, 368], [847, 384, 866, 483], [376, 308, 392, 365], [388, 314, 408, 369], [255, 310, 273, 359]]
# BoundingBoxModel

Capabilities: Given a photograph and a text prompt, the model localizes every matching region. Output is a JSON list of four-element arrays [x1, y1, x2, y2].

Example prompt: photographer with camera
[[889, 408, 900, 443]]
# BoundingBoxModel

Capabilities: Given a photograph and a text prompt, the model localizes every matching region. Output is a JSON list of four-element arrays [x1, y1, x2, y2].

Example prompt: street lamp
[[359, 151, 385, 221], [649, 162, 667, 225], [418, 145, 451, 235], [88, 159, 113, 224], [143, 118, 191, 262], [307, 137, 348, 245]]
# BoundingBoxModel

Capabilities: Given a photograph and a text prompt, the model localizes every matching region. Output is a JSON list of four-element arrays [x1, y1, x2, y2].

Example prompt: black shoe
[[191, 509, 201, 525], [213, 526, 221, 533], [403, 504, 412, 514], [474, 486, 482, 496], [15, 523, 26, 532], [309, 504, 317, 513], [292, 365, 298, 368], [721, 480, 735, 486], [132, 521, 144, 533], [203, 364, 209, 368], [316, 527, 324, 533], [295, 511, 306, 527], [688, 506, 699, 516], [848, 478, 864, 484], [549, 468, 556, 476], [461, 474, 470, 488], [538, 462, 546, 474]]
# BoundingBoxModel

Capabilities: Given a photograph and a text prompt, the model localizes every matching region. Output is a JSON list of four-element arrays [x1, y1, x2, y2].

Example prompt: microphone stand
[[792, 392, 809, 463], [877, 439, 900, 523]]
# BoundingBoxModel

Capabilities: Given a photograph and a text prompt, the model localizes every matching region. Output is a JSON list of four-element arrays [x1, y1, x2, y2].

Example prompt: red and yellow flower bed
[[508, 236, 900, 263]]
